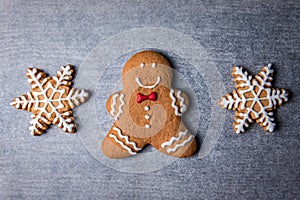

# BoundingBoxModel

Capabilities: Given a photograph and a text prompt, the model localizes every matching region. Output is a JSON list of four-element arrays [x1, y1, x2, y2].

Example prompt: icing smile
[[135, 76, 161, 89]]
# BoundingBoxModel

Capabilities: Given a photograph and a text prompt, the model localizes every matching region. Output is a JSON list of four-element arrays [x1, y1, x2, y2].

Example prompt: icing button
[[144, 106, 150, 111], [145, 114, 150, 120], [145, 124, 151, 129]]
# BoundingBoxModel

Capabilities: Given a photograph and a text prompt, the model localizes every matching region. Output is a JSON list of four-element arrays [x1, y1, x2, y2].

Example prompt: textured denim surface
[[0, 0, 299, 199]]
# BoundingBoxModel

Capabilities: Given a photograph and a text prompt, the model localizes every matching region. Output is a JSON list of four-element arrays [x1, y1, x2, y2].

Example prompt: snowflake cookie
[[219, 64, 289, 134], [11, 65, 89, 136]]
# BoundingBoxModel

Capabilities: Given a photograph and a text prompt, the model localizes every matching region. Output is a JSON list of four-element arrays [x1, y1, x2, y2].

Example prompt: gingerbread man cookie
[[102, 51, 197, 158]]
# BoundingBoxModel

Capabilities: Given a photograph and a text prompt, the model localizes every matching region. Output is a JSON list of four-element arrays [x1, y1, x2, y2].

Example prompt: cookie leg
[[101, 123, 145, 159], [151, 122, 197, 158]]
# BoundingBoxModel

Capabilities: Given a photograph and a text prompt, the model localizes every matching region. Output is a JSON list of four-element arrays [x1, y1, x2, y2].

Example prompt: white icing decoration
[[219, 63, 288, 133], [135, 76, 161, 89], [109, 134, 137, 155], [167, 135, 194, 153], [145, 114, 150, 119], [145, 124, 151, 129], [112, 127, 142, 151], [161, 130, 188, 148], [169, 89, 181, 116], [152, 63, 156, 68], [113, 93, 125, 121], [140, 63, 145, 68], [110, 94, 119, 116], [144, 106, 150, 111], [11, 65, 89, 135], [177, 90, 187, 113]]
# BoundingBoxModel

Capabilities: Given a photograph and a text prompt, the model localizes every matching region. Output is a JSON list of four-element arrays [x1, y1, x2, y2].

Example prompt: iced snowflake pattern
[[11, 65, 89, 136], [219, 64, 289, 133]]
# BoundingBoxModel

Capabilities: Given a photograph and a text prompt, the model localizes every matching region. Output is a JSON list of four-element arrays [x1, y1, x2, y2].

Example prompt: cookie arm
[[170, 89, 189, 114], [106, 92, 125, 119]]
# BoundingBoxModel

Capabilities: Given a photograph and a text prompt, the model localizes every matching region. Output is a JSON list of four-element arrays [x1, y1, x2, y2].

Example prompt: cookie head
[[122, 51, 172, 90]]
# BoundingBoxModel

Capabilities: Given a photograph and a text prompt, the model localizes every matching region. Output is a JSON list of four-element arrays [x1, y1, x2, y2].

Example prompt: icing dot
[[145, 124, 151, 129], [152, 63, 156, 68], [144, 106, 150, 111], [140, 63, 145, 68], [145, 114, 150, 119]]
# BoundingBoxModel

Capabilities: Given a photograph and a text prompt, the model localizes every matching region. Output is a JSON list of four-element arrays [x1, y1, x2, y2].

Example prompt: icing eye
[[152, 63, 156, 68], [140, 63, 145, 68]]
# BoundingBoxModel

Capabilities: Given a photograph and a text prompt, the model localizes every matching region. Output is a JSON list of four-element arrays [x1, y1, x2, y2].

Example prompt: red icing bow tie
[[136, 92, 157, 103]]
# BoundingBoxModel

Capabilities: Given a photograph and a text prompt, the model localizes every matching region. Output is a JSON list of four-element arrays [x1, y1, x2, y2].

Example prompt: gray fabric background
[[0, 0, 299, 199]]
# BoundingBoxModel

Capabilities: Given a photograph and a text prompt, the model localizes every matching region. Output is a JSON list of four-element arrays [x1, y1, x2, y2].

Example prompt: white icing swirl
[[112, 127, 142, 151], [109, 134, 137, 155], [170, 89, 181, 116], [166, 135, 194, 153], [161, 130, 188, 148], [113, 94, 125, 120]]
